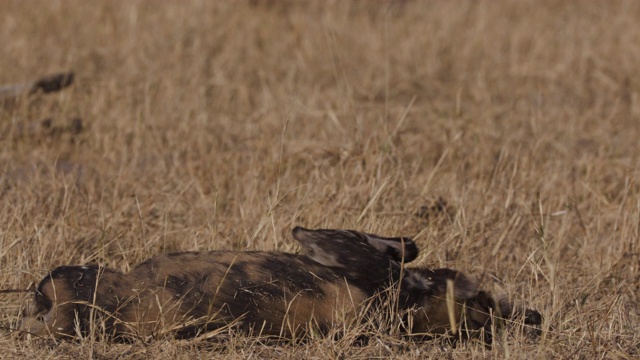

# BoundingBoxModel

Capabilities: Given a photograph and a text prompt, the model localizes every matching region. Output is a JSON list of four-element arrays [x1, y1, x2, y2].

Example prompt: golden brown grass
[[1, 0, 639, 358]]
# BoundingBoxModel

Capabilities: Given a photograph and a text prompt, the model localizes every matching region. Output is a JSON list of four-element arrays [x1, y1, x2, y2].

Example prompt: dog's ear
[[496, 295, 543, 327], [361, 231, 418, 263], [292, 227, 418, 267], [292, 227, 357, 267]]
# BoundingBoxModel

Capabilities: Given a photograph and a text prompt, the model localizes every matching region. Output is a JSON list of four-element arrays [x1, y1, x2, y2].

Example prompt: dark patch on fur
[[39, 266, 97, 300], [377, 236, 418, 263], [292, 227, 409, 285], [293, 226, 418, 265], [33, 266, 125, 336]]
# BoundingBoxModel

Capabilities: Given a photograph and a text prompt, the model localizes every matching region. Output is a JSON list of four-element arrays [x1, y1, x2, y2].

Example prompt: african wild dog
[[18, 227, 541, 341]]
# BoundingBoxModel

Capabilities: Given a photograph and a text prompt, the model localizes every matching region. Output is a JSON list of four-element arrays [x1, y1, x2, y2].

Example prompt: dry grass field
[[1, 0, 639, 358]]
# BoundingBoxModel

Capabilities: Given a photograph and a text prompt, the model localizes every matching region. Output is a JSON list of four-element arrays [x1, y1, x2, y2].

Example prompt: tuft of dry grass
[[1, 0, 639, 358]]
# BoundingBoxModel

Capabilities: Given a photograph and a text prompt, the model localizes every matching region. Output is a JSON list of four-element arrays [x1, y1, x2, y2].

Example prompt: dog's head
[[409, 267, 542, 342]]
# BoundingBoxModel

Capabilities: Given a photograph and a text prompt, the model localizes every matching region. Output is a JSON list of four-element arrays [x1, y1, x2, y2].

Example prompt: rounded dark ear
[[292, 226, 419, 264], [361, 232, 418, 263], [475, 291, 496, 312], [496, 296, 542, 326], [293, 226, 391, 268], [523, 309, 543, 326], [496, 297, 514, 319]]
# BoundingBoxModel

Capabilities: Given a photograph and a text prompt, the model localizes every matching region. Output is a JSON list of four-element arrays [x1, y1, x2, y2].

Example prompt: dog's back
[[20, 251, 371, 339]]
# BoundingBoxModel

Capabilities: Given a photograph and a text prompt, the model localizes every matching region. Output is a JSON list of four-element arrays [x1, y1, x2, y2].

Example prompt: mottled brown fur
[[20, 252, 368, 340], [18, 227, 540, 341]]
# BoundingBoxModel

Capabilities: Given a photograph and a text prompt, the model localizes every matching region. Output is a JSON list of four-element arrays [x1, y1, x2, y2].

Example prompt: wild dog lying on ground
[[18, 227, 541, 342]]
